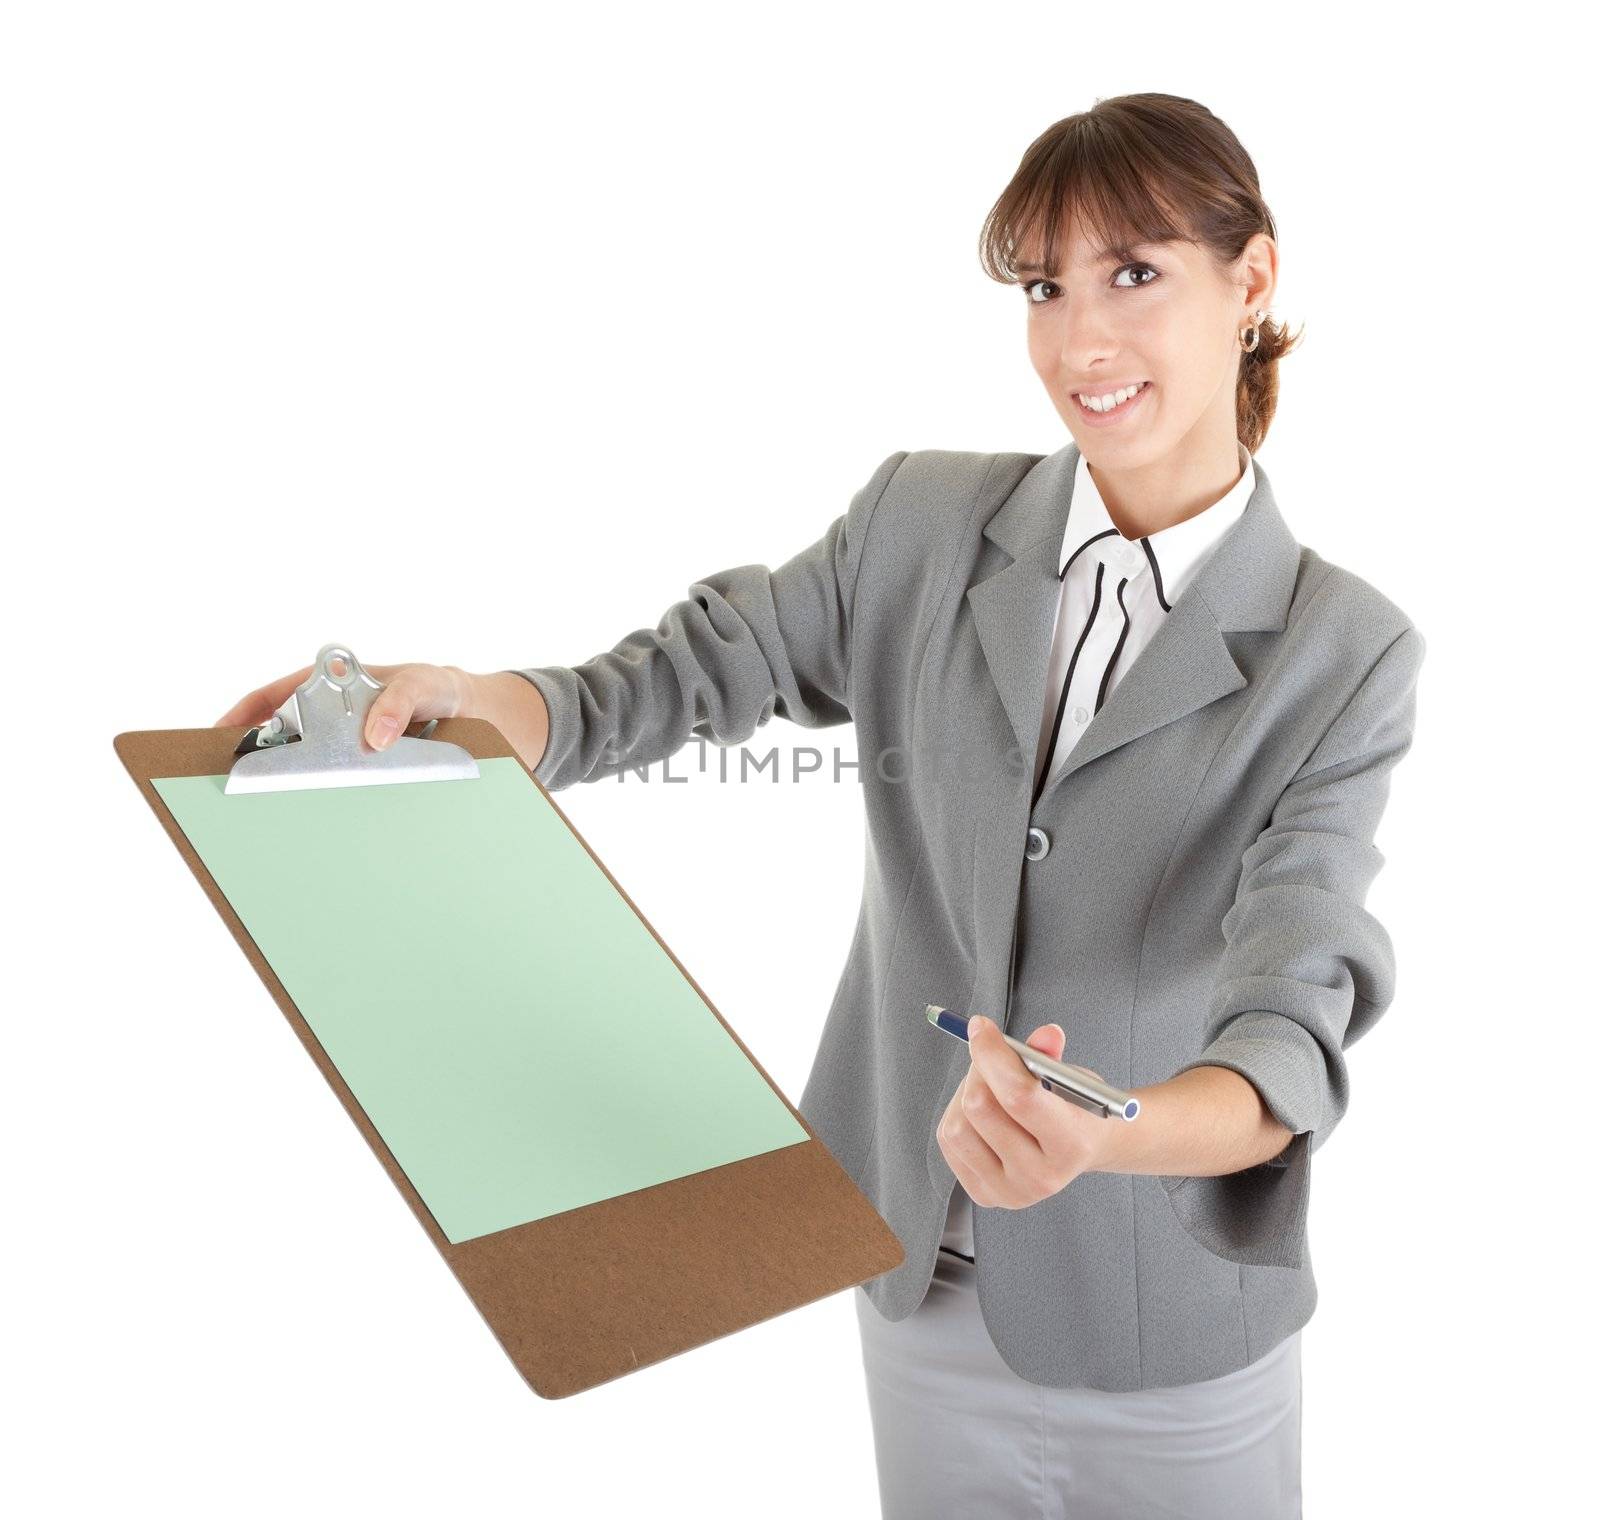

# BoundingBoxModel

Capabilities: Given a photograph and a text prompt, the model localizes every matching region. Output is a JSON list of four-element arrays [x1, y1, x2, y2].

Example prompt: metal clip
[[225, 643, 480, 794]]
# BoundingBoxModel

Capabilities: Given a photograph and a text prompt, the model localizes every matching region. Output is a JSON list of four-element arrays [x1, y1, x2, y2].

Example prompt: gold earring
[[1239, 309, 1265, 353]]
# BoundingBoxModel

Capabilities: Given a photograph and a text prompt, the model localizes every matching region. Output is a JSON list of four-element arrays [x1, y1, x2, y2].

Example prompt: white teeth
[[1078, 382, 1146, 413]]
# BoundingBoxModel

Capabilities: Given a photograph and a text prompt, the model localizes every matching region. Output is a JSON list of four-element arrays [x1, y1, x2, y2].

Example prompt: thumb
[[1024, 1022, 1066, 1061], [363, 681, 417, 751]]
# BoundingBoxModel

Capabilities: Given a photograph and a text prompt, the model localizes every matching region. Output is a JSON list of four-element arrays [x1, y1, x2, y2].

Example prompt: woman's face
[[1018, 223, 1275, 471]]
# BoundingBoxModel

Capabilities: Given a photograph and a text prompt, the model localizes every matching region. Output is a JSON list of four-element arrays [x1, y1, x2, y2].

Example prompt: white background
[[5, 3, 1592, 1515]]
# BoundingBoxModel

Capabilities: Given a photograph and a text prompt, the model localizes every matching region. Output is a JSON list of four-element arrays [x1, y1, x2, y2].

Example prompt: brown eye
[[1113, 263, 1160, 288]]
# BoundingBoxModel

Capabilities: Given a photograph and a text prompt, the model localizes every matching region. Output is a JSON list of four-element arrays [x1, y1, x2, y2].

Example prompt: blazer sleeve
[[1160, 621, 1427, 1270], [507, 450, 908, 792]]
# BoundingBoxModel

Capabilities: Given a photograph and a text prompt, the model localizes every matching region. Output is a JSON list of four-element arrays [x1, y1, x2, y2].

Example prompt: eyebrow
[[1015, 240, 1164, 276]]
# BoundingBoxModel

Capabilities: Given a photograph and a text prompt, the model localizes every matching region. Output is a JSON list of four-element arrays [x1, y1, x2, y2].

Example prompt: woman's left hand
[[936, 1016, 1115, 1208]]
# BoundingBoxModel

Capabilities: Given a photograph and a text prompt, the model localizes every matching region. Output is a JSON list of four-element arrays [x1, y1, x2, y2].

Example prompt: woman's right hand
[[214, 662, 473, 752]]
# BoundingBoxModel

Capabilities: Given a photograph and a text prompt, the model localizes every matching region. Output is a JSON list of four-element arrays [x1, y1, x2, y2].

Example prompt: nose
[[1053, 302, 1123, 376], [1060, 324, 1123, 377]]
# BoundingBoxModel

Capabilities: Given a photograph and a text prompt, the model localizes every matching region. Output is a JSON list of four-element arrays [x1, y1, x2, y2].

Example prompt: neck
[[1088, 436, 1245, 541]]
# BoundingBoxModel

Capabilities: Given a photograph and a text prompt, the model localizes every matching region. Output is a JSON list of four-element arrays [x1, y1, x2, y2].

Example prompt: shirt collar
[[1058, 441, 1257, 612]]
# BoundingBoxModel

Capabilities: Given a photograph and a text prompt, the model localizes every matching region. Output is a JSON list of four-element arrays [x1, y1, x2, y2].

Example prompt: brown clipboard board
[[114, 716, 905, 1399]]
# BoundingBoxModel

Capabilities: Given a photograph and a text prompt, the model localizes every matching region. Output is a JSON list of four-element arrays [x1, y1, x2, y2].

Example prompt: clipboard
[[115, 645, 904, 1399]]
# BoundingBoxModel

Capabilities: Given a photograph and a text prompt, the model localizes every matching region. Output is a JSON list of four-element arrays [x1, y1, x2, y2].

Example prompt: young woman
[[220, 93, 1425, 1519]]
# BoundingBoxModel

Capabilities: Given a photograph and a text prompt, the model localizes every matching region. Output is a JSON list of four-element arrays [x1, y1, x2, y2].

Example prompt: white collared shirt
[[942, 440, 1257, 1260]]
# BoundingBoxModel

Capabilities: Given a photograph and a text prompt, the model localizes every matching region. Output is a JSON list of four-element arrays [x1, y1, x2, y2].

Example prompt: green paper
[[152, 759, 807, 1243]]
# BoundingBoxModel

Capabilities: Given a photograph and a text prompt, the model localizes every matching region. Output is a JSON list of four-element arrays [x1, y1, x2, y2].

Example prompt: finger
[[945, 1119, 1004, 1205], [960, 1064, 1045, 1165], [939, 1080, 1005, 1201], [363, 673, 423, 751], [214, 665, 314, 727], [968, 1016, 1054, 1132], [953, 1162, 998, 1210], [1027, 1022, 1067, 1062]]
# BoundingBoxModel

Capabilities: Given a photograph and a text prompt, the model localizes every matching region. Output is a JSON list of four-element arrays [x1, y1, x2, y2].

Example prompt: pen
[[925, 1004, 1140, 1121]]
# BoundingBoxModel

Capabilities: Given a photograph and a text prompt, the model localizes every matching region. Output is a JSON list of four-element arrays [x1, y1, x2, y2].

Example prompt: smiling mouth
[[1073, 382, 1152, 423]]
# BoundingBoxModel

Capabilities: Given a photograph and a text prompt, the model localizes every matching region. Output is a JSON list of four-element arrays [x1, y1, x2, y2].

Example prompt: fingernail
[[969, 1016, 986, 1036], [373, 715, 400, 748]]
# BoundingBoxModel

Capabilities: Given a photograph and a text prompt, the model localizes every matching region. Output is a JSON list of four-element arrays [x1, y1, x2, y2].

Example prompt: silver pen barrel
[[925, 1004, 1141, 1121]]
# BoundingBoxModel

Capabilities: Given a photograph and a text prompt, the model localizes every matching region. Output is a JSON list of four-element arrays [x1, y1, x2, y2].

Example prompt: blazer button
[[1025, 826, 1051, 861]]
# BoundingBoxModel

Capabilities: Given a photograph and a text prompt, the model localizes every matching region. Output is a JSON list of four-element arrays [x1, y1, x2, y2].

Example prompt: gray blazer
[[514, 440, 1425, 1392]]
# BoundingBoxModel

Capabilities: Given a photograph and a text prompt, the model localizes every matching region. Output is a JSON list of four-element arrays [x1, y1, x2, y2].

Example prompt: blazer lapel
[[967, 440, 1302, 810]]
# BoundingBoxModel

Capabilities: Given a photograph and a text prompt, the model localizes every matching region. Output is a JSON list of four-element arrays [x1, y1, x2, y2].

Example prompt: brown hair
[[978, 93, 1303, 454]]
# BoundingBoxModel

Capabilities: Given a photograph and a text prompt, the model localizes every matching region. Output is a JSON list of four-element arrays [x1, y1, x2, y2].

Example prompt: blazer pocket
[[1144, 1174, 1243, 1298]]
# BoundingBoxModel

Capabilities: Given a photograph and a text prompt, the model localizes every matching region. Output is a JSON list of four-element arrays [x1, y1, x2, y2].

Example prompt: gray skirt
[[853, 1246, 1302, 1520]]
